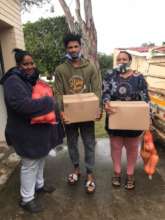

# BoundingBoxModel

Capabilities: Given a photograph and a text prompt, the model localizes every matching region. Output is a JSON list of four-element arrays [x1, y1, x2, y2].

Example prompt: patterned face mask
[[65, 52, 82, 61], [114, 63, 131, 74]]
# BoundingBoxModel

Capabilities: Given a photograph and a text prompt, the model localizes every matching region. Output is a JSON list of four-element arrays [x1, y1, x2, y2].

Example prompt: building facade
[[0, 0, 24, 142]]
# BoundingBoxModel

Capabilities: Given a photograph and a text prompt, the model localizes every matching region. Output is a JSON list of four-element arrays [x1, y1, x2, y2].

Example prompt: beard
[[65, 52, 81, 61]]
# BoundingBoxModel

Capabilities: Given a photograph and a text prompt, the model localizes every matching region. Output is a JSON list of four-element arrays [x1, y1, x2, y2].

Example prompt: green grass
[[95, 113, 108, 138]]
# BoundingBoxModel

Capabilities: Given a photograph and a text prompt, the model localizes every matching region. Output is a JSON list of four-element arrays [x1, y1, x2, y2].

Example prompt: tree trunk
[[58, 0, 99, 69]]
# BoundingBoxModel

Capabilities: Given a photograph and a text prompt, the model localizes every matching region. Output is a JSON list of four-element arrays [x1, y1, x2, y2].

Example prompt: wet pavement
[[0, 138, 165, 220]]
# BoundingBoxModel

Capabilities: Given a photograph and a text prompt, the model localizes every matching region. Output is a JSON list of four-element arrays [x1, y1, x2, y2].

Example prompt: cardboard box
[[63, 93, 99, 123], [108, 101, 150, 130]]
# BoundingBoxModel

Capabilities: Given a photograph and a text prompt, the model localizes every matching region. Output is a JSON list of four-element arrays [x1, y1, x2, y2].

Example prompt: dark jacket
[[0, 67, 64, 159]]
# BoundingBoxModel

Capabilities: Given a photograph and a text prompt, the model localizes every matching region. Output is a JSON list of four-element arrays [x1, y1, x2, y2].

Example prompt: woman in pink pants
[[102, 51, 149, 189]]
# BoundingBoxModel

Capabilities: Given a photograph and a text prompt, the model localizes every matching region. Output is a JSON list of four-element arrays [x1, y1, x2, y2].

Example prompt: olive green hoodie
[[54, 58, 102, 111]]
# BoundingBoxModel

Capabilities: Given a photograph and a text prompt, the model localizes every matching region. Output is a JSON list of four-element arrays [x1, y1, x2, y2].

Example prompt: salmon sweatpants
[[110, 136, 141, 175]]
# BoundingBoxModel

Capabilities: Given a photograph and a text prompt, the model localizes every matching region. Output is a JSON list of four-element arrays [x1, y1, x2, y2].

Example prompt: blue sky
[[22, 0, 165, 54]]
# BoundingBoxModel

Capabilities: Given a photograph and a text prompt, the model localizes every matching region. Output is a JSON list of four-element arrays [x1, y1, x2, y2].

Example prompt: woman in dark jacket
[[0, 49, 62, 213], [102, 51, 150, 190]]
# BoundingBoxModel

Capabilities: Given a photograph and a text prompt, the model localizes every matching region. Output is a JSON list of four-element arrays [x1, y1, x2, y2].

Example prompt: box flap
[[110, 101, 149, 107], [63, 93, 98, 104]]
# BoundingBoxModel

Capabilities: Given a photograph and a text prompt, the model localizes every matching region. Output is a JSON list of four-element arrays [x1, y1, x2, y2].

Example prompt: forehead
[[67, 41, 80, 47], [23, 55, 33, 61], [117, 52, 129, 60]]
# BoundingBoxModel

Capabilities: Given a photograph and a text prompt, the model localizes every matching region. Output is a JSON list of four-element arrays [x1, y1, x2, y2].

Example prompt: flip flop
[[67, 173, 81, 185], [85, 180, 96, 194]]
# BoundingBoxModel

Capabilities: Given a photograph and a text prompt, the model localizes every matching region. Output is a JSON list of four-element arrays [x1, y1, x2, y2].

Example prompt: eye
[[117, 58, 121, 62], [22, 62, 34, 66]]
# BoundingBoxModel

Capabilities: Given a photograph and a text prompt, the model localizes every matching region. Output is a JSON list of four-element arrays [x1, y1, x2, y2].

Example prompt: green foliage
[[21, 0, 51, 11], [23, 16, 69, 75], [95, 113, 108, 138], [98, 53, 113, 78]]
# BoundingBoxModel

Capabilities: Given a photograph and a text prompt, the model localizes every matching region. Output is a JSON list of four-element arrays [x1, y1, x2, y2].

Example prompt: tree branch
[[58, 0, 75, 32], [75, 0, 84, 24], [21, 0, 50, 11], [84, 0, 93, 28]]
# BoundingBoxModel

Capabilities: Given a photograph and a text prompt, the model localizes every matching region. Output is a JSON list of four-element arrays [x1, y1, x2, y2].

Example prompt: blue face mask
[[114, 63, 131, 74], [65, 52, 82, 61]]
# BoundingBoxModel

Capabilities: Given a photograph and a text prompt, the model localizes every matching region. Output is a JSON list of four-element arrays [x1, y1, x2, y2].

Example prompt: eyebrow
[[22, 62, 34, 65]]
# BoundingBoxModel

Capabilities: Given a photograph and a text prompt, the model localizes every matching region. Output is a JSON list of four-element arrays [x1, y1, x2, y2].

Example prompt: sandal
[[112, 176, 121, 187], [85, 180, 96, 194], [67, 173, 80, 185], [125, 175, 135, 190]]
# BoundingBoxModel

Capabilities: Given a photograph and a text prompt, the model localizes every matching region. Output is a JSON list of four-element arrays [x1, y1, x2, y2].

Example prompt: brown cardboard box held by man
[[63, 93, 99, 124]]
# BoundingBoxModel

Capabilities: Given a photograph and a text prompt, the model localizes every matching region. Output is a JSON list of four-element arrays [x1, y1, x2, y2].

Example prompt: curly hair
[[63, 33, 82, 48]]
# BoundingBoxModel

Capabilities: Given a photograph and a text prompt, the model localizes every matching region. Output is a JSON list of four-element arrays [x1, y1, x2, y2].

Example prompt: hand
[[96, 109, 103, 121], [60, 112, 69, 123], [104, 102, 117, 115]]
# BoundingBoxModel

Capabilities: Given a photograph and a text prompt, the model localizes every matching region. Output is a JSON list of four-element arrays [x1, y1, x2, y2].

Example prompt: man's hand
[[60, 112, 69, 124], [96, 108, 103, 121]]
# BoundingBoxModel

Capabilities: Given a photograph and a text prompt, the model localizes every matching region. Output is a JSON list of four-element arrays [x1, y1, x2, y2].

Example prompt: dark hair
[[63, 33, 81, 48], [119, 50, 132, 62], [13, 48, 32, 65]]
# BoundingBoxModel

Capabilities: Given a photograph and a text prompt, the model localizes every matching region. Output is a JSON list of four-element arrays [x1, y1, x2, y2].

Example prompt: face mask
[[65, 52, 82, 61], [114, 63, 131, 74]]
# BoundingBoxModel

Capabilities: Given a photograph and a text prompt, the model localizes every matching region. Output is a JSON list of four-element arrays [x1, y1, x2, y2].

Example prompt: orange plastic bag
[[140, 130, 159, 179], [31, 80, 56, 125]]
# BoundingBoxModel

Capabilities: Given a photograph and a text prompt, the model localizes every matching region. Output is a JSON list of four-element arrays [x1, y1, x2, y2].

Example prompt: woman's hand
[[104, 102, 117, 115]]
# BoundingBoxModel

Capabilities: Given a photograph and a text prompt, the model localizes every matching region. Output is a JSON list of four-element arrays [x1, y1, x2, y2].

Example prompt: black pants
[[65, 121, 95, 174]]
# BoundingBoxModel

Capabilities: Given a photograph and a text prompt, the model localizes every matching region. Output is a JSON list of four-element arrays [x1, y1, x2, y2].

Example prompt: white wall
[[0, 86, 7, 142]]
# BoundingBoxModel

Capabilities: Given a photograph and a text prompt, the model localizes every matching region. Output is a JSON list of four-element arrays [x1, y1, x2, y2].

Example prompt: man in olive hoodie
[[55, 33, 101, 193]]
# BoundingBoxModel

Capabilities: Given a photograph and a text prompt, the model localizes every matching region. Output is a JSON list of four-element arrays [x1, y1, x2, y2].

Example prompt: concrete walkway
[[0, 139, 165, 220]]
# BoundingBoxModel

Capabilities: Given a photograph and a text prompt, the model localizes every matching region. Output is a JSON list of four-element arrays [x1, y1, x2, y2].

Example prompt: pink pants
[[110, 136, 141, 175]]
